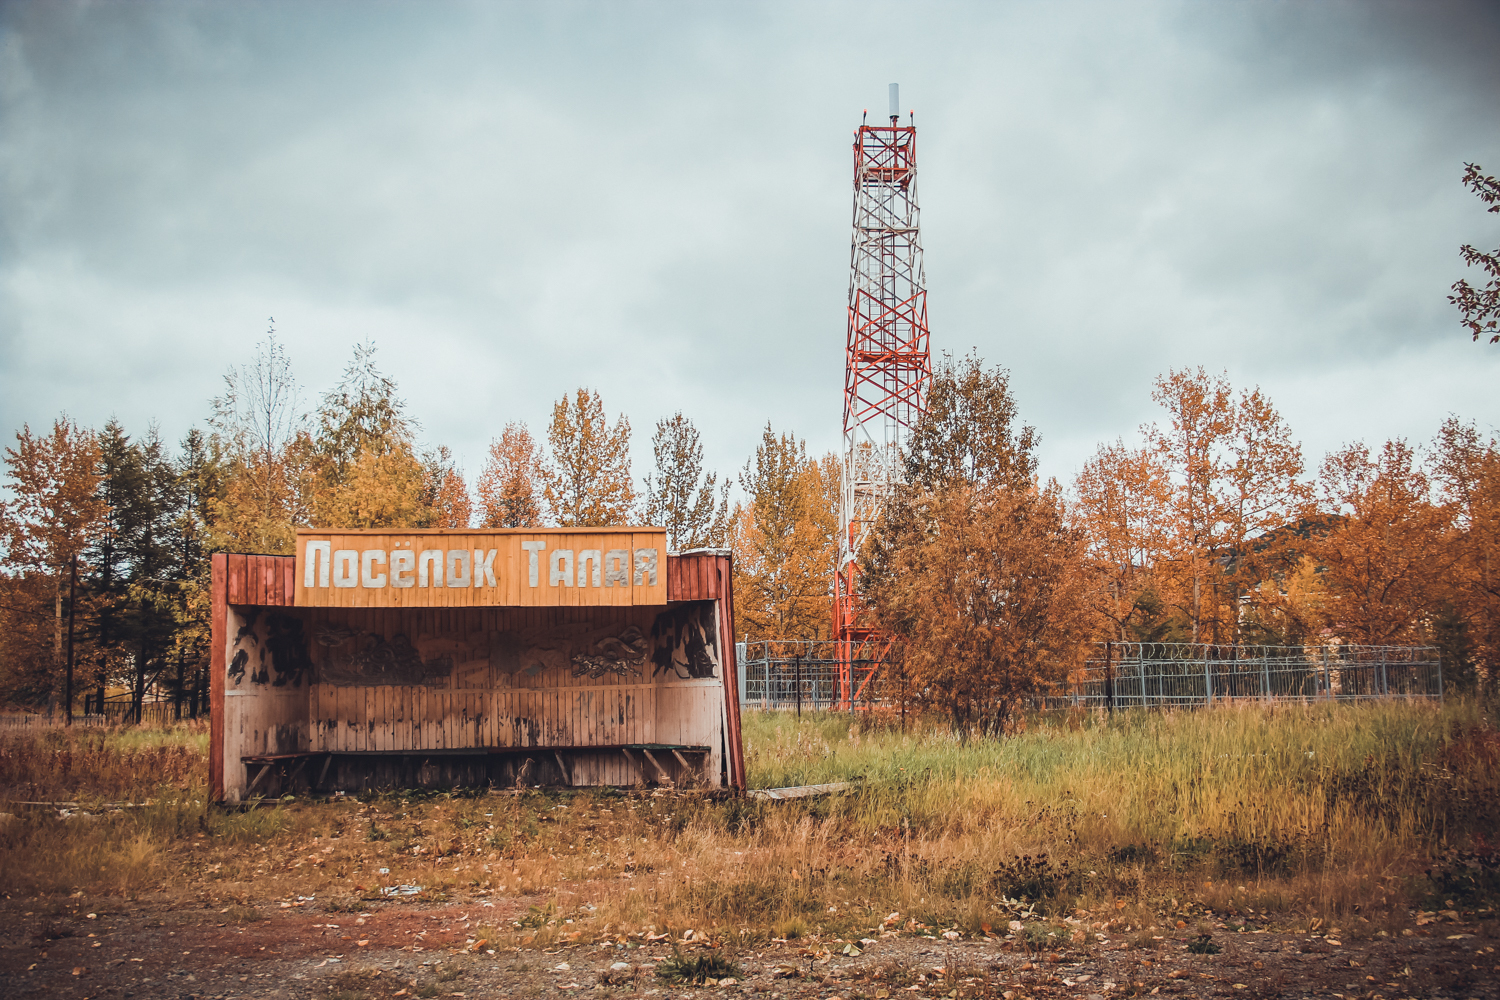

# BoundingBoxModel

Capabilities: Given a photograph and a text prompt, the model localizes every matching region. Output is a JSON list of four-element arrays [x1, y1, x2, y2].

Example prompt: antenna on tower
[[888, 82, 899, 124]]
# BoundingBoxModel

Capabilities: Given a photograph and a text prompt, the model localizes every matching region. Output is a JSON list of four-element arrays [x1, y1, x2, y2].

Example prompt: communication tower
[[834, 83, 932, 708]]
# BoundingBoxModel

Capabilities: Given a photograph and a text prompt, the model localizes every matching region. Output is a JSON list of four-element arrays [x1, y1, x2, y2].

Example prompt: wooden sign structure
[[294, 528, 668, 608], [210, 529, 744, 802]]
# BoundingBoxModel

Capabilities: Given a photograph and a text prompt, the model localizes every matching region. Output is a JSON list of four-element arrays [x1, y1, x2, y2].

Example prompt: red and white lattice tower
[[834, 84, 932, 709]]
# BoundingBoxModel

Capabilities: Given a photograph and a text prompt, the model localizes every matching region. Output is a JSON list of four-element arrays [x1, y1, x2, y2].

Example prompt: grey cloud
[[2, 0, 1497, 498]]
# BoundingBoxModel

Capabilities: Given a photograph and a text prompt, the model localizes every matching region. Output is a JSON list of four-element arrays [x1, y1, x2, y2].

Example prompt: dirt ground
[[3, 892, 1495, 1000]]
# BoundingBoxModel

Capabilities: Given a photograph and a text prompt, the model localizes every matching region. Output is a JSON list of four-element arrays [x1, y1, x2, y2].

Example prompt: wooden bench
[[240, 744, 712, 795]]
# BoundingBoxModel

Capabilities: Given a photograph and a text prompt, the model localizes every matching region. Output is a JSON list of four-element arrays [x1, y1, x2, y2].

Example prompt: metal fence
[[0, 699, 198, 730], [1052, 642, 1443, 708], [737, 640, 890, 711], [736, 640, 1442, 711]]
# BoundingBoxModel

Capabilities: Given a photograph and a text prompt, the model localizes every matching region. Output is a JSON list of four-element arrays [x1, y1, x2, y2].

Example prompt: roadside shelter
[[209, 528, 744, 801]]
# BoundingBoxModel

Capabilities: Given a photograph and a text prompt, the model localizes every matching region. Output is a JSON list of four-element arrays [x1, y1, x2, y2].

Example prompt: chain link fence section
[[737, 640, 890, 711], [737, 640, 1441, 711], [1043, 642, 1443, 709]]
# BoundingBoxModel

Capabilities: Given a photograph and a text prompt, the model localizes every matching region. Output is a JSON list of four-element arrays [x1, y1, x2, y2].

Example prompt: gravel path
[[3, 897, 1495, 1000]]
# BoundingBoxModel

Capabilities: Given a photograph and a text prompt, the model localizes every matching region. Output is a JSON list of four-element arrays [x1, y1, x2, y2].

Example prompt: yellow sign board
[[293, 528, 668, 608]]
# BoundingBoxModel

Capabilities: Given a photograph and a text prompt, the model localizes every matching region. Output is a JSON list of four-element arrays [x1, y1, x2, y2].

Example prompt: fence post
[[1105, 641, 1115, 714], [1204, 647, 1213, 706], [1140, 646, 1148, 708], [1262, 651, 1270, 702], [795, 655, 802, 718], [1436, 651, 1444, 703], [736, 642, 748, 708], [1323, 647, 1332, 700]]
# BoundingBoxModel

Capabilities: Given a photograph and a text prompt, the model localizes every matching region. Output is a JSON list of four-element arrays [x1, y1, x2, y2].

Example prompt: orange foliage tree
[[0, 417, 108, 705], [864, 356, 1088, 734], [729, 425, 838, 643], [541, 389, 634, 527], [1430, 418, 1500, 687], [1311, 440, 1455, 646], [1072, 439, 1172, 642], [1096, 368, 1314, 646], [476, 423, 544, 528]]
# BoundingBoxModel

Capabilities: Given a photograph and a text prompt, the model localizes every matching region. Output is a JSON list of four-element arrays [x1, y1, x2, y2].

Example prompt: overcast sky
[[3, 0, 1498, 502]]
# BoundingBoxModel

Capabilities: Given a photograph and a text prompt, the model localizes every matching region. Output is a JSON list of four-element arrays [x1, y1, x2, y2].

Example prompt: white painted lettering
[[603, 549, 630, 587], [418, 549, 444, 587], [521, 540, 546, 587], [578, 549, 602, 587], [550, 548, 574, 587], [390, 550, 416, 588], [333, 549, 359, 589], [447, 549, 471, 588], [473, 548, 497, 588], [633, 548, 658, 586], [361, 549, 387, 588], [304, 540, 332, 588]]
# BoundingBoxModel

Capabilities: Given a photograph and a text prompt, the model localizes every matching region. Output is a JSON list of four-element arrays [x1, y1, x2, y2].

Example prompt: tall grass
[[742, 699, 1499, 867], [0, 702, 1492, 940], [0, 723, 207, 800]]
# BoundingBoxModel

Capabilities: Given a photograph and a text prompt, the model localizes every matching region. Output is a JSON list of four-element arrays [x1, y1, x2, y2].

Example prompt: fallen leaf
[[71, 968, 85, 976]]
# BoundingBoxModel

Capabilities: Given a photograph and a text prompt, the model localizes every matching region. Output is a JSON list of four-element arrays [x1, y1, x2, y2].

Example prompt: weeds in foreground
[[655, 947, 742, 985], [1188, 933, 1222, 954], [0, 700, 1495, 941]]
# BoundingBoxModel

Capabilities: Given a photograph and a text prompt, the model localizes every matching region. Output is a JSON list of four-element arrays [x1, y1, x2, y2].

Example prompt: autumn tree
[[1450, 162, 1500, 345], [541, 388, 634, 527], [1147, 368, 1234, 643], [864, 355, 1087, 735], [643, 413, 729, 550], [1073, 439, 1174, 642], [114, 426, 183, 722], [312, 343, 429, 529], [1141, 369, 1311, 646], [209, 324, 311, 553], [730, 425, 838, 642], [419, 446, 473, 529], [0, 417, 108, 712], [1311, 439, 1455, 646], [167, 428, 222, 717], [1430, 418, 1500, 689], [476, 423, 544, 528]]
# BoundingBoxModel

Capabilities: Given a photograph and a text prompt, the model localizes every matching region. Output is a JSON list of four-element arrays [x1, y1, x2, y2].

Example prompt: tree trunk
[[95, 656, 107, 722], [174, 646, 184, 721], [133, 630, 148, 725], [66, 557, 77, 726], [50, 565, 63, 718]]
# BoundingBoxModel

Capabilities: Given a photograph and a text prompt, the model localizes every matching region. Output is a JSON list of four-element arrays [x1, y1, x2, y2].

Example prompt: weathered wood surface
[[212, 548, 742, 801], [292, 528, 668, 609], [218, 602, 726, 799]]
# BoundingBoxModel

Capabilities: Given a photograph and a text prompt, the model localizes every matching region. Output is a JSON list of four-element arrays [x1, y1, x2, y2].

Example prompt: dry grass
[[0, 700, 1495, 946], [0, 722, 207, 801]]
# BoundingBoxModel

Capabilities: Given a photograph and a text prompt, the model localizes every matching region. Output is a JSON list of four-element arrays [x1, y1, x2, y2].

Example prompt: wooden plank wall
[[221, 604, 311, 800], [212, 550, 742, 799], [296, 604, 723, 787], [668, 551, 744, 789]]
